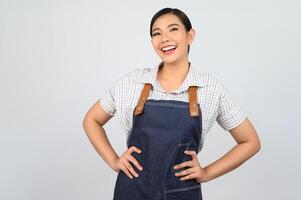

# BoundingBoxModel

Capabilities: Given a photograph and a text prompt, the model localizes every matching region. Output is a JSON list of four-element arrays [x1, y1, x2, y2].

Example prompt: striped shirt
[[99, 62, 247, 152]]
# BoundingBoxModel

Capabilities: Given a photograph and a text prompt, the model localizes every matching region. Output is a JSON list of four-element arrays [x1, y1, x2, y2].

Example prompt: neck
[[158, 58, 190, 83]]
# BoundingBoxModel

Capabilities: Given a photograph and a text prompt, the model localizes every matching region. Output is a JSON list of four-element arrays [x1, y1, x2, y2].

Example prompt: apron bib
[[113, 83, 203, 200]]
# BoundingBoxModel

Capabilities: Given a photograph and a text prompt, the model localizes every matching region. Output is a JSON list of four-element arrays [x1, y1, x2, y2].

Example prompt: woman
[[83, 7, 261, 200]]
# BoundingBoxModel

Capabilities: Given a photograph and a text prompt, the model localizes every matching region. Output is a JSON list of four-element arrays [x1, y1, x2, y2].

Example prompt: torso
[[99, 64, 247, 152]]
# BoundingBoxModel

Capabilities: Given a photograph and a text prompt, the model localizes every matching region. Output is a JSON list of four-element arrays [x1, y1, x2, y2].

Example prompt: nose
[[161, 32, 170, 43]]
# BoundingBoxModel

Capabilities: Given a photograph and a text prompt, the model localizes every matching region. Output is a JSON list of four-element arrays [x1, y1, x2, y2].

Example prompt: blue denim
[[113, 99, 203, 200]]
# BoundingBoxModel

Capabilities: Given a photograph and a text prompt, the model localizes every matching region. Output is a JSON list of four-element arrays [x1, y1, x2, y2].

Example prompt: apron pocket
[[164, 184, 202, 200]]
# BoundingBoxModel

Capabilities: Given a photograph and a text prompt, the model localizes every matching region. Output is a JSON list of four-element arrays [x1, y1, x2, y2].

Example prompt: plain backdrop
[[0, 0, 300, 199]]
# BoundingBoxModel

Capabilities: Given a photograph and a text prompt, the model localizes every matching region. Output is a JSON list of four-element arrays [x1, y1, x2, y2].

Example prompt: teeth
[[161, 45, 176, 51]]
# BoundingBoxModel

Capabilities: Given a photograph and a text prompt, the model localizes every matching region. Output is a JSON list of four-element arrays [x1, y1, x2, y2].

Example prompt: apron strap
[[134, 83, 199, 117], [188, 86, 199, 117], [134, 83, 153, 115]]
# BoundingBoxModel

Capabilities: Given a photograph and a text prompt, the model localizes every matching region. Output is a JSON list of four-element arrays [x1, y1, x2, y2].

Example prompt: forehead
[[152, 14, 182, 30]]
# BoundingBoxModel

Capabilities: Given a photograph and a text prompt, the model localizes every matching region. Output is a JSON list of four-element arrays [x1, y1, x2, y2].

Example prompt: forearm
[[83, 118, 119, 171], [204, 141, 260, 182]]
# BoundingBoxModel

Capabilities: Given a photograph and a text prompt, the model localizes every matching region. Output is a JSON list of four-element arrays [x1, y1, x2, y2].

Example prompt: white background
[[0, 0, 300, 199]]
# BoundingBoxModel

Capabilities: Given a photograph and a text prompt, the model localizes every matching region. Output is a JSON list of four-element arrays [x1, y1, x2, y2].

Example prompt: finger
[[121, 164, 133, 179], [184, 150, 197, 157], [124, 159, 139, 178], [175, 168, 194, 177], [179, 172, 199, 181], [173, 160, 194, 170], [128, 155, 143, 171], [129, 146, 142, 154], [184, 150, 198, 160]]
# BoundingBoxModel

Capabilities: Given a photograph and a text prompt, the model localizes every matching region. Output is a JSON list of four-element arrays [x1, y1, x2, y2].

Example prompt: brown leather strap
[[134, 83, 199, 117], [188, 86, 199, 117], [134, 83, 153, 115]]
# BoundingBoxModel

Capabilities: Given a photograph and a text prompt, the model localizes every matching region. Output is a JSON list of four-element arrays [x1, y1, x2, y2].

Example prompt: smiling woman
[[82, 7, 261, 200], [150, 9, 194, 66]]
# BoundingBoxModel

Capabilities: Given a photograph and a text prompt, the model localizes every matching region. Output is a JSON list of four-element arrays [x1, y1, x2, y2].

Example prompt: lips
[[160, 45, 177, 53]]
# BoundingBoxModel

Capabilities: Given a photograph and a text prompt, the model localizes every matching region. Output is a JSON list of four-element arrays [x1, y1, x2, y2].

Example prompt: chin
[[161, 56, 182, 65]]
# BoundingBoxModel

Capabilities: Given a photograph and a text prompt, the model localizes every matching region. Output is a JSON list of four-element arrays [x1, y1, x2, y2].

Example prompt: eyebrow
[[152, 23, 180, 33]]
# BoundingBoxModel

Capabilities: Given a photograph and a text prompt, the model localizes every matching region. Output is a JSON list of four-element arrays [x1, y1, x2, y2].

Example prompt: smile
[[161, 45, 177, 54]]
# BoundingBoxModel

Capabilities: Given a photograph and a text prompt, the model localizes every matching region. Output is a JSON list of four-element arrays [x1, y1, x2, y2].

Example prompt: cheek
[[177, 35, 188, 45], [177, 36, 189, 50], [174, 31, 188, 42], [151, 39, 160, 50]]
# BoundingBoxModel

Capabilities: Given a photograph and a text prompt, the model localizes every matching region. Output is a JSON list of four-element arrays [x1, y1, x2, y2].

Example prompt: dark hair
[[150, 7, 193, 54]]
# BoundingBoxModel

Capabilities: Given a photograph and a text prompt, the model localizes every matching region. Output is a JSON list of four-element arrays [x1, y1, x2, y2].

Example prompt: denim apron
[[113, 83, 203, 200]]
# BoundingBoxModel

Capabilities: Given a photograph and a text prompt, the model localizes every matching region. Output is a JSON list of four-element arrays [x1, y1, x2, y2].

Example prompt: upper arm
[[214, 78, 260, 149], [84, 78, 118, 126], [83, 100, 113, 126], [216, 80, 247, 131], [229, 117, 261, 150]]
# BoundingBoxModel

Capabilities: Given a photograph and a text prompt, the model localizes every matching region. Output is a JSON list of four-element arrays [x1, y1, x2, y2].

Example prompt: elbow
[[254, 138, 261, 154], [82, 118, 87, 131], [245, 136, 261, 155], [257, 140, 261, 152], [82, 118, 87, 129], [82, 114, 91, 130]]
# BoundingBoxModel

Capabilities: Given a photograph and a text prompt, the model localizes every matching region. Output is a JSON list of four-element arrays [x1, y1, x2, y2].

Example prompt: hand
[[112, 146, 143, 179], [173, 150, 209, 183]]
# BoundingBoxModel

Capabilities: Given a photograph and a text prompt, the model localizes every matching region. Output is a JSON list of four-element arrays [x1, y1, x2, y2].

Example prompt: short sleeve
[[216, 82, 247, 131], [99, 84, 116, 116]]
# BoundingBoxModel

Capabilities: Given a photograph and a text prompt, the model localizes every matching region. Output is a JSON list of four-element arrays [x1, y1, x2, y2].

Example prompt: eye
[[170, 27, 178, 31], [152, 32, 160, 37]]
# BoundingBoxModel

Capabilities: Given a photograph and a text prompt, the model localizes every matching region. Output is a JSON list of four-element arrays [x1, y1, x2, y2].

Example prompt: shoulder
[[193, 70, 226, 89], [206, 73, 226, 89], [192, 71, 230, 102], [110, 66, 150, 92], [112, 67, 145, 84]]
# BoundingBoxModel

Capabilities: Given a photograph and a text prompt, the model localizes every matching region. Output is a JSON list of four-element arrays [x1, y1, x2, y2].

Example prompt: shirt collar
[[137, 61, 206, 94]]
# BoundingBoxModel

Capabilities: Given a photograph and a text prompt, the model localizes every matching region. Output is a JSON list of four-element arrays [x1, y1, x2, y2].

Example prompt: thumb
[[184, 150, 197, 159]]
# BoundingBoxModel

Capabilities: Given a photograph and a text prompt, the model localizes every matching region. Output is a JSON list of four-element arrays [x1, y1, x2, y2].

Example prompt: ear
[[187, 28, 196, 45]]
